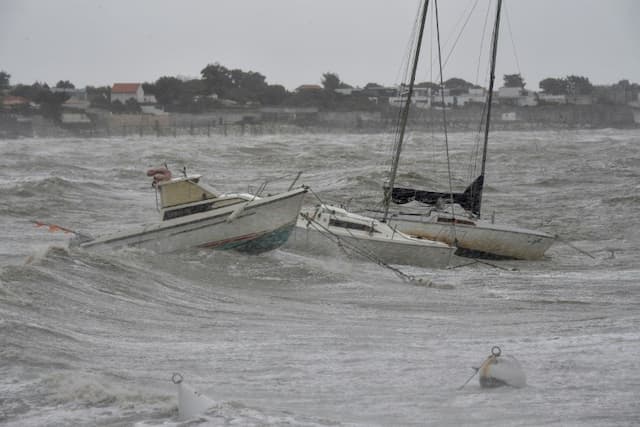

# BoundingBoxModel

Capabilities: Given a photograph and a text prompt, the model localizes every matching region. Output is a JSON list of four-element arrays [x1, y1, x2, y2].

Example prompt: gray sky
[[1, 0, 638, 91]]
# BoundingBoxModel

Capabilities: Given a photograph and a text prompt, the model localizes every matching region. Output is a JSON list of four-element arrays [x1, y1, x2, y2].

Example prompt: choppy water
[[1, 129, 639, 426]]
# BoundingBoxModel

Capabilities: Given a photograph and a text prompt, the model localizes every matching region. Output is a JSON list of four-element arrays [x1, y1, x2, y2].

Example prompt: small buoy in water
[[172, 373, 216, 420], [478, 346, 526, 388]]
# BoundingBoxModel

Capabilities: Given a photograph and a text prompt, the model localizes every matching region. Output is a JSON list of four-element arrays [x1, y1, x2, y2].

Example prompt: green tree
[[565, 75, 593, 95], [444, 77, 475, 90], [258, 84, 288, 105], [153, 76, 184, 107], [0, 70, 10, 91], [34, 88, 69, 121], [55, 80, 75, 89], [321, 72, 341, 92], [124, 98, 141, 113], [201, 63, 233, 96], [539, 77, 568, 94], [11, 82, 47, 100], [503, 73, 525, 88], [86, 86, 111, 108]]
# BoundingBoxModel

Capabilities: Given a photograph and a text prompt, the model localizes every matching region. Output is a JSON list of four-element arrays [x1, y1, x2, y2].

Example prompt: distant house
[[61, 112, 92, 125], [498, 87, 538, 106], [334, 87, 357, 95], [497, 86, 523, 106], [538, 93, 567, 104], [388, 86, 432, 108], [55, 88, 91, 111], [2, 95, 30, 107], [295, 84, 323, 93], [518, 91, 538, 107], [501, 111, 518, 121], [63, 97, 91, 111], [51, 87, 87, 100], [457, 87, 486, 106], [111, 83, 146, 103], [566, 94, 593, 105]]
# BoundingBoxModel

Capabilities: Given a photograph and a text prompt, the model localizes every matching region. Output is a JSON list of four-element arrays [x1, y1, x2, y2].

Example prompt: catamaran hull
[[285, 221, 456, 268], [390, 216, 554, 260], [79, 188, 307, 254]]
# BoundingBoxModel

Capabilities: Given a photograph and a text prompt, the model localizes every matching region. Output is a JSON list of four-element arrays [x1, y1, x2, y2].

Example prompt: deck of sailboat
[[285, 204, 458, 268]]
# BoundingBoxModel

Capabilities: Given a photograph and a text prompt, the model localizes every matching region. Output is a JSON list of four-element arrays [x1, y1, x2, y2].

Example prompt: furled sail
[[391, 175, 484, 216]]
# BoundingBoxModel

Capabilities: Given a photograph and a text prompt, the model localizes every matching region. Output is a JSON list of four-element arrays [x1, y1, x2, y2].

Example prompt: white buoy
[[172, 373, 216, 420], [478, 346, 526, 388]]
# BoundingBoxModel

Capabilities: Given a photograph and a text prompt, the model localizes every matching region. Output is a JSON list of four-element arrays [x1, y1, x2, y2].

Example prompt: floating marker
[[172, 373, 216, 420]]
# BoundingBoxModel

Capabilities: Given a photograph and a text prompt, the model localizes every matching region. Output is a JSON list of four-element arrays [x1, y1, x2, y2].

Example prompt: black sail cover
[[391, 175, 484, 216]]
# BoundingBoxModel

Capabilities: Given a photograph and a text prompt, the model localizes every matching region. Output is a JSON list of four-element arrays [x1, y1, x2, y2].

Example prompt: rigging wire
[[382, 3, 421, 204], [467, 0, 494, 186], [441, 0, 480, 69], [434, 0, 458, 244], [383, 0, 430, 221], [424, 0, 479, 84], [474, 0, 493, 86], [503, 1, 522, 77]]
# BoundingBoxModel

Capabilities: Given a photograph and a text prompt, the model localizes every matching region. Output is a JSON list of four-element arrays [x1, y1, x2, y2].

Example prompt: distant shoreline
[[1, 103, 638, 139]]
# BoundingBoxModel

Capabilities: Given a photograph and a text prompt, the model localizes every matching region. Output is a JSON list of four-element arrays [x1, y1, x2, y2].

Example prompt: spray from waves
[[3, 371, 349, 427], [0, 176, 108, 217], [0, 245, 388, 426]]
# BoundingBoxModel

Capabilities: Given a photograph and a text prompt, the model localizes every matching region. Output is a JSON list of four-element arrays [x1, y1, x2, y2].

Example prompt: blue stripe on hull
[[217, 223, 295, 254]]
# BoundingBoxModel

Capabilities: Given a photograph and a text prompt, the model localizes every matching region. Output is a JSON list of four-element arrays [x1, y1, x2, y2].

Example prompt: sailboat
[[383, 0, 554, 260], [286, 203, 455, 269], [285, 0, 456, 269]]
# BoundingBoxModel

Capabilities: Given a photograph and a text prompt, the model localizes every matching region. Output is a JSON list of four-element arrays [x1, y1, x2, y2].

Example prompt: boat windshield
[[329, 218, 376, 233]]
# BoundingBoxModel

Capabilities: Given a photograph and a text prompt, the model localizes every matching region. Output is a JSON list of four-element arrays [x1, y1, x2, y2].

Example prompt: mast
[[476, 0, 503, 218], [382, 0, 430, 222]]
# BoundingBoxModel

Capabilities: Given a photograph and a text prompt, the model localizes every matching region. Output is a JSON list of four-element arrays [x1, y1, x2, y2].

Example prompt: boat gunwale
[[81, 187, 307, 247]]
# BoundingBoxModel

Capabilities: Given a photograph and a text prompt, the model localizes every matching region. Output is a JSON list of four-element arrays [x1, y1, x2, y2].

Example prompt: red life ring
[[147, 167, 172, 185]]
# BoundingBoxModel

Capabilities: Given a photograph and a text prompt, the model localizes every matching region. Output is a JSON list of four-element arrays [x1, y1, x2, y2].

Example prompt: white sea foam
[[1, 130, 639, 425]]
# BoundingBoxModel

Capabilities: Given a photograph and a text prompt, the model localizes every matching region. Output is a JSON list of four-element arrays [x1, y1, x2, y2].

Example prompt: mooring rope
[[554, 234, 596, 259]]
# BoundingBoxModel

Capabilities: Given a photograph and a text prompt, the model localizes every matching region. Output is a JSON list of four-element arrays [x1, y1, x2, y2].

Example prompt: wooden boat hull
[[79, 188, 307, 254], [390, 214, 554, 260]]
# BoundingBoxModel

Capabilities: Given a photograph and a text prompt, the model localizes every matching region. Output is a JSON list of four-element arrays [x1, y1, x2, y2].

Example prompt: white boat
[[285, 204, 456, 268], [282, 0, 455, 270], [77, 167, 307, 254], [382, 0, 554, 260], [386, 207, 554, 260]]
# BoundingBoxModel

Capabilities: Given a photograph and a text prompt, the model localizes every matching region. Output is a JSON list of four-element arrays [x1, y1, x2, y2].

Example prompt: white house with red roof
[[111, 83, 156, 104]]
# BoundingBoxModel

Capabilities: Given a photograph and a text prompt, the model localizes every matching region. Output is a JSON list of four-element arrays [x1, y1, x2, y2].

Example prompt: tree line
[[1, 66, 639, 121]]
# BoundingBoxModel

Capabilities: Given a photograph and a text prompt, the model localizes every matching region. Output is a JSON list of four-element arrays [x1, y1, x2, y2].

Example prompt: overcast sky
[[1, 0, 638, 91]]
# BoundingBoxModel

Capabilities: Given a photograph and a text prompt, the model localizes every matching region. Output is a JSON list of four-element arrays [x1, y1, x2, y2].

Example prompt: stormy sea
[[1, 128, 639, 426]]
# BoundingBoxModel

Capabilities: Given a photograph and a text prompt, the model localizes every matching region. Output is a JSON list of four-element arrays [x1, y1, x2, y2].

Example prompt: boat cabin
[[313, 205, 380, 234], [157, 175, 216, 209], [156, 175, 250, 221]]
